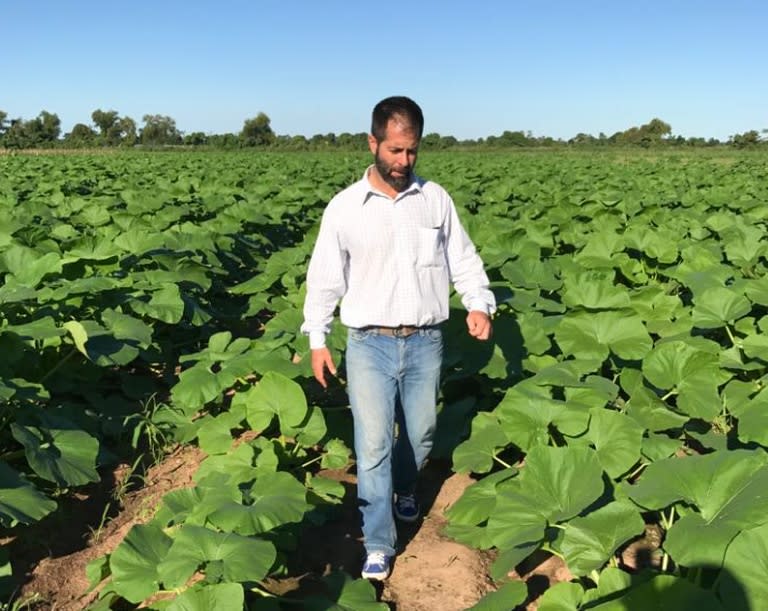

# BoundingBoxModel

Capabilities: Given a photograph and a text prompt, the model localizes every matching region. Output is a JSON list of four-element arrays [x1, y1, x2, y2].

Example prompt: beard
[[374, 150, 413, 192]]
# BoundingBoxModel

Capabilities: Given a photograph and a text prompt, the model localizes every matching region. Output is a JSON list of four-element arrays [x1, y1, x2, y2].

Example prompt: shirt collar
[[361, 165, 423, 204]]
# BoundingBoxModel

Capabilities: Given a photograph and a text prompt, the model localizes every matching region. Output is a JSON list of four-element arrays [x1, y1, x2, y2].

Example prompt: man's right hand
[[311, 347, 337, 388]]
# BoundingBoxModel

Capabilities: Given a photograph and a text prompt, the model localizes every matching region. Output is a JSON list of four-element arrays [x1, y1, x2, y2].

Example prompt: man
[[301, 96, 495, 580]]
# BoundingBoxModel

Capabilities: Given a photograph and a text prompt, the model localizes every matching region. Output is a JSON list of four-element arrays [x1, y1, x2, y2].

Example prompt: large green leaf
[[483, 446, 604, 576], [560, 501, 645, 576], [196, 415, 235, 455], [304, 571, 388, 610], [131, 283, 185, 323], [720, 521, 768, 611], [166, 583, 244, 611], [629, 450, 768, 566], [586, 408, 643, 479], [722, 224, 767, 267], [555, 312, 652, 361], [587, 574, 725, 610], [452, 413, 508, 474], [641, 340, 727, 420], [208, 471, 309, 535], [622, 368, 689, 432], [158, 525, 276, 588], [561, 271, 630, 309], [10, 417, 99, 487], [624, 225, 680, 264], [3, 316, 65, 342], [286, 404, 327, 446], [510, 446, 604, 522], [628, 285, 684, 322], [444, 469, 518, 538], [0, 461, 57, 526], [101, 309, 153, 347], [692, 287, 751, 329], [171, 366, 222, 411], [110, 523, 173, 603], [536, 581, 584, 610], [468, 580, 528, 611], [63, 320, 140, 366], [495, 387, 564, 452], [241, 371, 308, 435], [2, 244, 62, 287]]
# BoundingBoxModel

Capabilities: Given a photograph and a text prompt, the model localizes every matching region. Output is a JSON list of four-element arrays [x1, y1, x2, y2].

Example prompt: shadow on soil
[[275, 458, 454, 604], [4, 465, 122, 601]]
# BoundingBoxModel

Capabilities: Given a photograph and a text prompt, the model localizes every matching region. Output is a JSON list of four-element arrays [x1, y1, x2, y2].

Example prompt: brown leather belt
[[361, 325, 424, 338]]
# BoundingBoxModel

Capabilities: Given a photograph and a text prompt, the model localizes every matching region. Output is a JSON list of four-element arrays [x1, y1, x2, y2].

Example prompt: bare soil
[[12, 448, 571, 610]]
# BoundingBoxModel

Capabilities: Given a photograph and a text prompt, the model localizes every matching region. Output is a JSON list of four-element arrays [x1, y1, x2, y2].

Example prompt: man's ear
[[368, 133, 378, 155]]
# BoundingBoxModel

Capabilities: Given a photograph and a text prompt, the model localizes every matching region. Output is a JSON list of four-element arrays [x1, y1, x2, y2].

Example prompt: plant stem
[[539, 543, 565, 560], [660, 506, 676, 531], [38, 347, 78, 384], [493, 454, 514, 469], [300, 455, 322, 469], [661, 389, 677, 402], [250, 586, 300, 603], [627, 461, 649, 480]]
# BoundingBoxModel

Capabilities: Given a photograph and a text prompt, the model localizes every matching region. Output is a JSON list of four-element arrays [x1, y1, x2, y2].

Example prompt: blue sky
[[2, 0, 766, 141]]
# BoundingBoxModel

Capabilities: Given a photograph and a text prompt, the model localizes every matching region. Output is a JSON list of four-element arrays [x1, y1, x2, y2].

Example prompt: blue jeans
[[345, 327, 443, 556]]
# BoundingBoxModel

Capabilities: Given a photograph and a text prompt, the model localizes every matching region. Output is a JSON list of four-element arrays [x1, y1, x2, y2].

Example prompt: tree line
[[0, 109, 765, 150]]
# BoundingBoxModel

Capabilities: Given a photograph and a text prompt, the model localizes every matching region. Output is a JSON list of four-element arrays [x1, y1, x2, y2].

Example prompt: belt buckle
[[393, 325, 417, 338]]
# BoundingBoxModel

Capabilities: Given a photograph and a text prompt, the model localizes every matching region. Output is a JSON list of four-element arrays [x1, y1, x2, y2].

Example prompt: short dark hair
[[371, 96, 424, 142]]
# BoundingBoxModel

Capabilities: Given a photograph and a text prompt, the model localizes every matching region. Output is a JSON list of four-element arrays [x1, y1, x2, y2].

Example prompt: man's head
[[371, 96, 424, 143], [369, 96, 424, 193]]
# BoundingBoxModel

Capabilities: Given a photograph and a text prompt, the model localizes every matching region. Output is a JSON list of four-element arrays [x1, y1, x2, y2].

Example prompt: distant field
[[2, 150, 768, 609]]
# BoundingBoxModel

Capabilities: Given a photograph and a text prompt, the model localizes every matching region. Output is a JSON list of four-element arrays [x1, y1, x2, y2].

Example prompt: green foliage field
[[1, 149, 768, 609]]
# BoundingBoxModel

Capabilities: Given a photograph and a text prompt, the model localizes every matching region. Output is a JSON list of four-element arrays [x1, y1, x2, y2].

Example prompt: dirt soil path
[[15, 449, 565, 610]]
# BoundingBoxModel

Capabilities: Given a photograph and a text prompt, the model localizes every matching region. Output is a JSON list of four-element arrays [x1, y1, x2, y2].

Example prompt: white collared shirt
[[301, 167, 496, 349]]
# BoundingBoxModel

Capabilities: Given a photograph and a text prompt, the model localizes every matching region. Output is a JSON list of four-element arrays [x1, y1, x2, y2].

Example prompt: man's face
[[369, 119, 420, 192]]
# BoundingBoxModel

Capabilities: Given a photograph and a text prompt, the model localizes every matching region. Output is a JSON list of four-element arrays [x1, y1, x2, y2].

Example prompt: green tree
[[612, 118, 672, 147], [38, 111, 61, 142], [498, 130, 530, 147], [729, 130, 761, 148], [643, 118, 672, 138], [116, 116, 137, 146], [65, 123, 97, 147], [140, 114, 182, 146], [3, 111, 60, 148], [308, 132, 336, 148], [208, 133, 239, 148], [569, 133, 597, 146], [335, 132, 367, 150], [91, 109, 119, 143], [184, 131, 208, 145], [240, 112, 275, 146], [0, 110, 7, 138]]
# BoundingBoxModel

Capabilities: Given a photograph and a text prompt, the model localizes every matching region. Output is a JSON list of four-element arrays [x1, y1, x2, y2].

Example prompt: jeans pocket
[[424, 327, 443, 343], [349, 328, 372, 342]]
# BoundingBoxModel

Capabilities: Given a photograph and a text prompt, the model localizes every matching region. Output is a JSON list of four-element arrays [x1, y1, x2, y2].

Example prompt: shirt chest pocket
[[416, 227, 444, 268]]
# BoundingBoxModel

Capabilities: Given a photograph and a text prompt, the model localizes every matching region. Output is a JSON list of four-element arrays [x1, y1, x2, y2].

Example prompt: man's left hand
[[466, 310, 492, 341]]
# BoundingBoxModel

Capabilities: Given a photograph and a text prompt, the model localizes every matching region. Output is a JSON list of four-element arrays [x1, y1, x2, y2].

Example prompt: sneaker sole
[[361, 569, 390, 581], [394, 511, 420, 523]]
